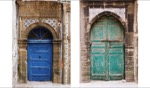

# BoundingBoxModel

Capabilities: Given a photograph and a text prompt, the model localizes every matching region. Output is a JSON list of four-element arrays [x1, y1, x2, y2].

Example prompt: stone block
[[18, 49, 27, 83], [125, 33, 134, 47], [125, 71, 134, 82]]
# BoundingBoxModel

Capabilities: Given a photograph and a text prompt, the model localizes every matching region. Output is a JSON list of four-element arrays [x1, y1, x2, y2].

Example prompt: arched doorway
[[27, 26, 53, 81], [90, 16, 124, 80]]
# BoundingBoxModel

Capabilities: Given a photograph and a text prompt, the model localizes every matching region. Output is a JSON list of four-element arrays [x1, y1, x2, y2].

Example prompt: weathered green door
[[90, 16, 124, 80]]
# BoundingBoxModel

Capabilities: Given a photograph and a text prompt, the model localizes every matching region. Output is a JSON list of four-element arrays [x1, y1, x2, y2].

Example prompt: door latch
[[39, 56, 41, 59]]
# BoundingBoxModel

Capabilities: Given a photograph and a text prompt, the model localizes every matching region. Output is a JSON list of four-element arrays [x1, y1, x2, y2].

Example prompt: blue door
[[27, 27, 53, 81]]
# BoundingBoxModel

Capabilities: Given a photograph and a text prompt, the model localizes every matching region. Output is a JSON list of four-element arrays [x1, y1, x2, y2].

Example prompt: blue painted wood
[[27, 27, 53, 81], [28, 39, 52, 43], [28, 41, 52, 81]]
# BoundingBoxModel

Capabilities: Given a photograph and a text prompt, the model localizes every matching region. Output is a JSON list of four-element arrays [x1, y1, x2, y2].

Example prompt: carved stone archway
[[18, 22, 61, 83], [85, 11, 129, 81], [23, 23, 59, 40], [16, 0, 71, 84], [89, 11, 127, 33]]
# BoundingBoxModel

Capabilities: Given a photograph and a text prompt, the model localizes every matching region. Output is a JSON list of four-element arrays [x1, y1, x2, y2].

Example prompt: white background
[[0, 0, 150, 87]]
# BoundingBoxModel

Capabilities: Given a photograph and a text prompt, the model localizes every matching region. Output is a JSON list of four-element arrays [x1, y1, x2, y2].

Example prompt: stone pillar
[[18, 39, 27, 83], [125, 2, 135, 82], [80, 3, 91, 82], [133, 0, 138, 83], [125, 33, 134, 82], [53, 40, 61, 83], [62, 2, 71, 84]]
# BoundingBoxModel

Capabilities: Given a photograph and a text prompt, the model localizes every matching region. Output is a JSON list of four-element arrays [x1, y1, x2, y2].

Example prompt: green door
[[90, 16, 124, 80]]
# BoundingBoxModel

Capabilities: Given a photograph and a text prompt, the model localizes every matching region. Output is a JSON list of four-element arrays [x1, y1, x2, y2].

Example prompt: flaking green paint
[[90, 16, 124, 80]]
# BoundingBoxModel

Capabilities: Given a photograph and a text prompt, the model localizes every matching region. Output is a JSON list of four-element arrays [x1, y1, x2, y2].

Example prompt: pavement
[[15, 80, 138, 88], [80, 80, 138, 87], [15, 81, 70, 88]]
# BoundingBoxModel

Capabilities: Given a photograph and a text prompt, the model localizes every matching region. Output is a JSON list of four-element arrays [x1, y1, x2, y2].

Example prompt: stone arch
[[23, 22, 59, 40], [89, 11, 127, 33], [18, 22, 61, 83]]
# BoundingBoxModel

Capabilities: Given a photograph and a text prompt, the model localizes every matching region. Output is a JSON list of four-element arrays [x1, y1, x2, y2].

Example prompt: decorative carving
[[64, 13, 69, 84], [24, 19, 39, 29], [89, 8, 125, 22], [42, 18, 57, 29], [18, 2, 59, 17]]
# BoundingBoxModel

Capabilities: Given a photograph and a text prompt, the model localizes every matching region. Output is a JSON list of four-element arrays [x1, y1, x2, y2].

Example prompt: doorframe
[[18, 23, 62, 83], [27, 30, 53, 81], [87, 11, 127, 81]]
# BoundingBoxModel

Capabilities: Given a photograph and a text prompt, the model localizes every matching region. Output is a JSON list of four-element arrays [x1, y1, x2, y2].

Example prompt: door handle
[[39, 56, 41, 59]]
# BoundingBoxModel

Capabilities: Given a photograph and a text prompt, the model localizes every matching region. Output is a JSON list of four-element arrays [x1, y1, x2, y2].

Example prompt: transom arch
[[89, 11, 126, 34], [23, 22, 59, 40], [90, 15, 125, 41], [28, 26, 53, 40]]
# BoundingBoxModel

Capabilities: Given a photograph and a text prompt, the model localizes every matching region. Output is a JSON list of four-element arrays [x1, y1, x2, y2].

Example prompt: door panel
[[108, 25, 123, 40], [91, 18, 106, 41], [90, 42, 106, 80], [109, 55, 122, 74], [107, 16, 123, 41], [28, 42, 52, 81], [90, 16, 124, 80], [108, 42, 124, 80], [91, 25, 106, 41], [109, 42, 123, 48], [91, 54, 106, 80]]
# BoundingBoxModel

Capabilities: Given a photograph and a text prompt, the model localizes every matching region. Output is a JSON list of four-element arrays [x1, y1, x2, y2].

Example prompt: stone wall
[[17, 1, 61, 83], [13, 0, 70, 85], [80, 0, 138, 82], [12, 0, 19, 86], [133, 1, 138, 83]]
